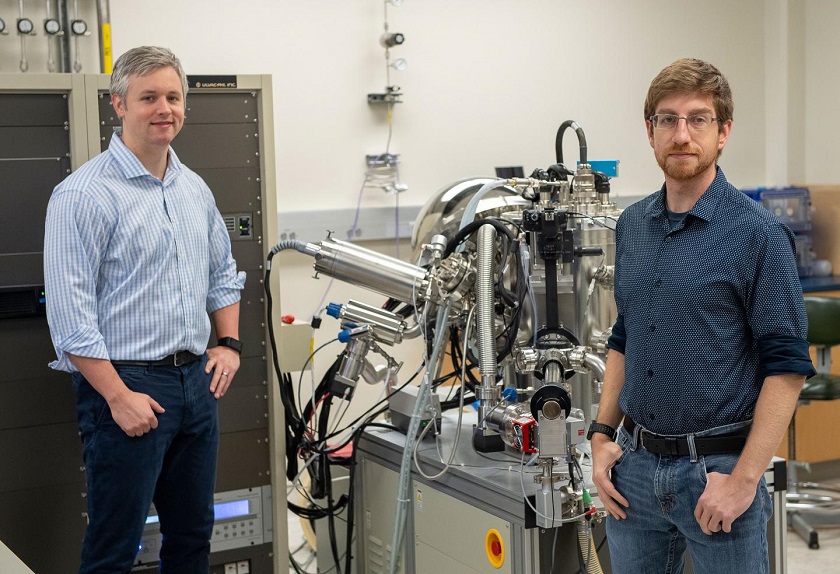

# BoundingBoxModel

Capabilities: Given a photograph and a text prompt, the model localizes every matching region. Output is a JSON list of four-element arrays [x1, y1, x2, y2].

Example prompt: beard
[[656, 145, 717, 181]]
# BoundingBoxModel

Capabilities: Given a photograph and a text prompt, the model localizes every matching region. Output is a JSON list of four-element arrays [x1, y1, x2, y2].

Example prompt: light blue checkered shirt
[[44, 132, 246, 372]]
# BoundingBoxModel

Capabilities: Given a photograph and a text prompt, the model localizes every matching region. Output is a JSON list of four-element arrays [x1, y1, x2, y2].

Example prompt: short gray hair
[[109, 46, 188, 101]]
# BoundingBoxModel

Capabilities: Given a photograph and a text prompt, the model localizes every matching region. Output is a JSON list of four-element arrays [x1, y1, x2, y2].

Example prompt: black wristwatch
[[216, 336, 242, 355], [587, 422, 617, 441]]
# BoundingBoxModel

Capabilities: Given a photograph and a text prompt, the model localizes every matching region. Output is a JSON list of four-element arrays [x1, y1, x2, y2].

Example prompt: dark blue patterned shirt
[[607, 167, 815, 435]]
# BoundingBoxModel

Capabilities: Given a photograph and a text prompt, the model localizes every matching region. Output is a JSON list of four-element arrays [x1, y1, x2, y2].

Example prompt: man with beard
[[588, 58, 814, 573]]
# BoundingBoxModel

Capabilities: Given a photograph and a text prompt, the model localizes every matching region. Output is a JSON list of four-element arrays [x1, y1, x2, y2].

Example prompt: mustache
[[667, 146, 698, 154]]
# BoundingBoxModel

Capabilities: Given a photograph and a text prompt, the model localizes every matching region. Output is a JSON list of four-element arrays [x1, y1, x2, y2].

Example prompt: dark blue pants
[[73, 356, 219, 574]]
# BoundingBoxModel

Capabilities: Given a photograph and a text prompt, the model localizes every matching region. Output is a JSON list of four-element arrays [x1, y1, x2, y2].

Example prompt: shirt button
[[647, 369, 654, 378], [666, 236, 672, 242], [649, 325, 656, 332], [654, 278, 662, 287]]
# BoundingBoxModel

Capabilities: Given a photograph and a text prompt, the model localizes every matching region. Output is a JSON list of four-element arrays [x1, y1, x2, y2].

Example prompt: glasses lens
[[653, 114, 678, 130], [653, 114, 715, 131], [689, 115, 712, 129]]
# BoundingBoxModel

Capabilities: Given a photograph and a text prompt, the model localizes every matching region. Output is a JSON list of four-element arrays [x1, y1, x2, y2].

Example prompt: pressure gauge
[[17, 17, 34, 35], [70, 19, 87, 35], [44, 18, 61, 35]]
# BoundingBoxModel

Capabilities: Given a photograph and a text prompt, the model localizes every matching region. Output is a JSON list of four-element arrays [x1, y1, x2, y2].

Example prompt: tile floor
[[788, 525, 840, 573], [786, 478, 840, 573]]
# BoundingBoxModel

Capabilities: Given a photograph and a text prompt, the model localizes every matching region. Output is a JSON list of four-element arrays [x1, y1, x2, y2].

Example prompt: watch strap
[[217, 336, 242, 354], [587, 422, 617, 441]]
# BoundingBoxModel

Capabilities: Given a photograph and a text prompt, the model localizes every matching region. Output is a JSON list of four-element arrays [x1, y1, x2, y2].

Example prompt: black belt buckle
[[173, 351, 191, 367], [640, 431, 683, 456]]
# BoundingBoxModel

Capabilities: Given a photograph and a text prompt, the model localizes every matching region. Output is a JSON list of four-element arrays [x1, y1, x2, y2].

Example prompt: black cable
[[442, 217, 517, 258], [448, 324, 479, 390], [265, 252, 448, 573], [492, 214, 524, 235], [296, 340, 340, 415], [432, 369, 459, 388], [288, 555, 308, 574], [555, 119, 588, 165], [296, 358, 342, 500], [295, 352, 339, 440], [265, 255, 407, 574], [287, 497, 348, 520], [448, 224, 526, 365], [265, 254, 306, 481], [317, 405, 389, 455], [315, 364, 421, 448]]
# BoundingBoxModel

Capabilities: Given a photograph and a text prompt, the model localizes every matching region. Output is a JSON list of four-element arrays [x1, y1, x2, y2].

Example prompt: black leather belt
[[112, 350, 201, 368], [623, 417, 749, 456]]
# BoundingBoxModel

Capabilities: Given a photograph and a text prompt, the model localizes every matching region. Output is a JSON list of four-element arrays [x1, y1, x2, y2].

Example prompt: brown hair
[[644, 58, 733, 123]]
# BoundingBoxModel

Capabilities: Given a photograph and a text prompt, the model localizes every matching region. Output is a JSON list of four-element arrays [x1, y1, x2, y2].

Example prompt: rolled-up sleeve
[[205, 198, 245, 314], [748, 221, 815, 379], [607, 313, 627, 354], [44, 189, 111, 372]]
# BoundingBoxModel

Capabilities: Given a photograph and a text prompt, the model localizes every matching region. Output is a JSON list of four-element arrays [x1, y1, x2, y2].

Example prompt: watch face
[[17, 18, 34, 35], [71, 19, 87, 35], [44, 18, 61, 35]]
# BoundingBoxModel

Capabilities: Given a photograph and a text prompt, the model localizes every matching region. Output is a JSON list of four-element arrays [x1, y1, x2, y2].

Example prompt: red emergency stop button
[[485, 528, 505, 568]]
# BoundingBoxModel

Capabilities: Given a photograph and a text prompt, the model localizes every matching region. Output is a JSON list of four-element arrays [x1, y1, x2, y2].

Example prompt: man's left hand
[[206, 346, 240, 399], [694, 471, 756, 535]]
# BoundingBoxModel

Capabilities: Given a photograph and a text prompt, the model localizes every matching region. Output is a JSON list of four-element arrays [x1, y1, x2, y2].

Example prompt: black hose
[[442, 218, 516, 258], [555, 120, 588, 165]]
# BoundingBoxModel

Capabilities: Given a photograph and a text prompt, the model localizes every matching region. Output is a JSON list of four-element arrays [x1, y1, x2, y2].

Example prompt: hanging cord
[[413, 305, 476, 480]]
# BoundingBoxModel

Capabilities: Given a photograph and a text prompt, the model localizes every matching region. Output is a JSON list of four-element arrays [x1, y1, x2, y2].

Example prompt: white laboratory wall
[[106, 0, 769, 205], [804, 0, 840, 184]]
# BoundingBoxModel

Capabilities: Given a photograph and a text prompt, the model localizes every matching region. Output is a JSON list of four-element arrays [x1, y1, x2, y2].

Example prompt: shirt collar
[[644, 166, 729, 223], [108, 131, 183, 185]]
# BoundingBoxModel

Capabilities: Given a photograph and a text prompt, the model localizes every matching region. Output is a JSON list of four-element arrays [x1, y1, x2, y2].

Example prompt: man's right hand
[[108, 390, 165, 437], [590, 433, 630, 520]]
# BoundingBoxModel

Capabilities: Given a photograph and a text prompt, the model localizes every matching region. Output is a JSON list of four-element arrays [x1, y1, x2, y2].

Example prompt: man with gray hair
[[44, 46, 245, 573]]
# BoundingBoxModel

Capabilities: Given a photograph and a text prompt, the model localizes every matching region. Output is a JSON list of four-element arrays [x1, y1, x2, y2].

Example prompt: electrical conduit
[[476, 224, 498, 429]]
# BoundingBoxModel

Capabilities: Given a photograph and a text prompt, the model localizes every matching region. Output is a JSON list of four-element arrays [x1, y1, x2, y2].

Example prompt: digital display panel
[[145, 498, 251, 525]]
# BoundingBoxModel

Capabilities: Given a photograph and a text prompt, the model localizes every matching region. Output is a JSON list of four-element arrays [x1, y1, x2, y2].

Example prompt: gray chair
[[787, 296, 840, 549]]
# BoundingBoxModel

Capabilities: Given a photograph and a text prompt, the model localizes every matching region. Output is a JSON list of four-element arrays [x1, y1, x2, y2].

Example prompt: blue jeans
[[605, 422, 772, 574], [73, 356, 219, 574]]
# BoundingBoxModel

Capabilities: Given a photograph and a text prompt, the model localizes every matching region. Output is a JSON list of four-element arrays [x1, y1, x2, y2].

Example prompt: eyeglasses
[[649, 114, 721, 132]]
